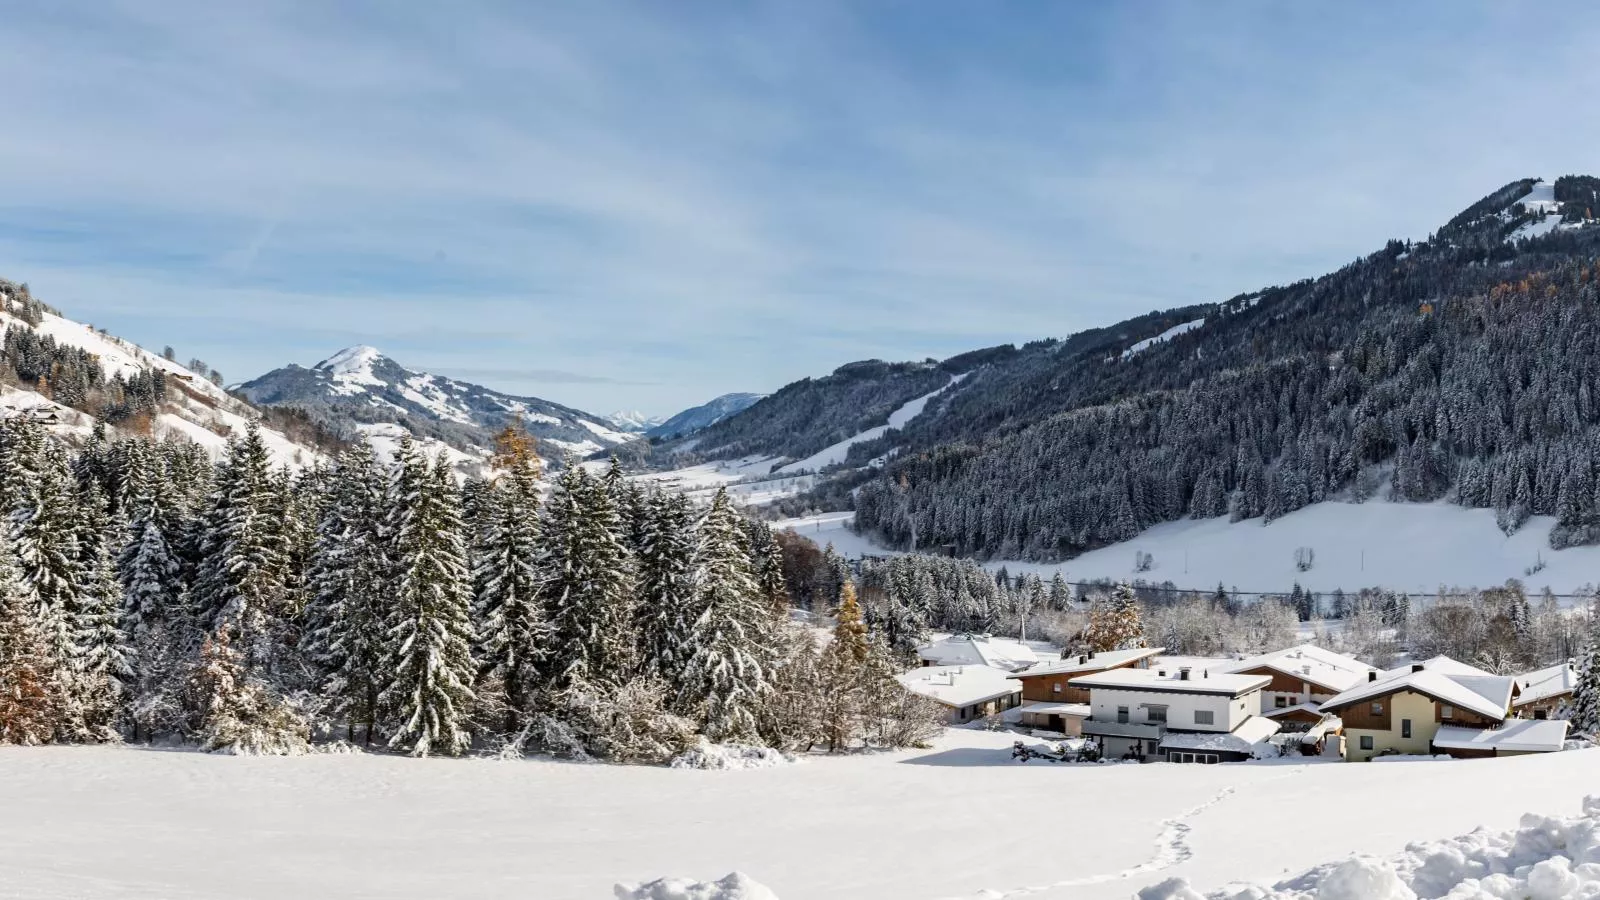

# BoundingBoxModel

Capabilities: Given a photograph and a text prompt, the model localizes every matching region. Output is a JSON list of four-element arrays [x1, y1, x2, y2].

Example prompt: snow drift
[[614, 872, 778, 900], [1139, 794, 1600, 900]]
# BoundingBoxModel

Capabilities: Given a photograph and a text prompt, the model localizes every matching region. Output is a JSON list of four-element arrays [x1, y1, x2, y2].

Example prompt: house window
[[1194, 710, 1214, 725], [1147, 705, 1168, 724], [1441, 705, 1453, 719], [1401, 718, 1412, 739], [1370, 701, 1383, 715], [1275, 696, 1288, 708], [1052, 682, 1062, 694], [1535, 709, 1549, 720], [1116, 706, 1129, 724], [1360, 735, 1374, 751]]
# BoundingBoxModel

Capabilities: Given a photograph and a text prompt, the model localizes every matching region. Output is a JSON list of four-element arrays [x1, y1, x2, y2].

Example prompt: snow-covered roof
[[897, 665, 1021, 708], [1322, 662, 1513, 722], [1159, 717, 1280, 754], [1514, 661, 1577, 708], [1212, 644, 1376, 694], [1070, 668, 1270, 697], [1010, 646, 1164, 679], [917, 634, 1039, 673], [1383, 656, 1494, 679], [1432, 720, 1569, 754]]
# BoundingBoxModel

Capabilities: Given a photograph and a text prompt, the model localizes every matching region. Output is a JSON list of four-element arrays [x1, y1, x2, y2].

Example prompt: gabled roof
[[1070, 668, 1270, 697], [897, 664, 1022, 708], [1514, 661, 1578, 707], [1008, 646, 1165, 679], [1321, 661, 1513, 722], [1211, 644, 1376, 694], [1433, 719, 1569, 753], [917, 634, 1039, 672]]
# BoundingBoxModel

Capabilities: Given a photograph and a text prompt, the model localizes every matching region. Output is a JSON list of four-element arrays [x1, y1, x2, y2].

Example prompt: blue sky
[[3, 2, 1600, 415]]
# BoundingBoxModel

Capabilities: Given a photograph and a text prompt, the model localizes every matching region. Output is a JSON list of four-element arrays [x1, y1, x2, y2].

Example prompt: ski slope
[[1122, 318, 1205, 360], [777, 497, 1600, 596], [776, 374, 968, 475], [1, 733, 1595, 900]]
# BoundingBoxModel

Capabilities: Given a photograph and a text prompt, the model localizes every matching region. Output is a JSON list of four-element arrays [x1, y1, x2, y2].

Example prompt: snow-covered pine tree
[[634, 489, 698, 685], [472, 438, 547, 734], [192, 424, 286, 672], [72, 481, 131, 737], [9, 440, 89, 737], [381, 449, 476, 756], [538, 461, 636, 690], [1572, 639, 1600, 737], [743, 518, 789, 618], [678, 488, 772, 743], [302, 448, 390, 743], [0, 534, 61, 744]]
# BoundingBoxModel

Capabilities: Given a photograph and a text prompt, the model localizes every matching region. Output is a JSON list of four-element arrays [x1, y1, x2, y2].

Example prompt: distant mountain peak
[[315, 345, 384, 374], [238, 349, 636, 465]]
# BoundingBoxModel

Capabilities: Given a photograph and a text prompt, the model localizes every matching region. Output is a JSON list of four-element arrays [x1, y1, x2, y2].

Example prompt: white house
[[1073, 666, 1279, 763], [1513, 661, 1577, 720], [897, 665, 1023, 724], [916, 634, 1039, 672]]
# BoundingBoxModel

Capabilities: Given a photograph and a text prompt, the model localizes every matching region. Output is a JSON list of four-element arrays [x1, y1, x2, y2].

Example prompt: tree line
[[0, 420, 942, 761]]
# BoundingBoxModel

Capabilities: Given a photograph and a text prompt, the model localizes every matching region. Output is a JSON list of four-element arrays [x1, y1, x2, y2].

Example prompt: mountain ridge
[[237, 346, 635, 465]]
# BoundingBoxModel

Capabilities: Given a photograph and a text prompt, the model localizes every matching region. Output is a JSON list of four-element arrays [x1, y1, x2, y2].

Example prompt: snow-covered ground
[[2, 733, 1595, 899], [775, 497, 1600, 596], [0, 303, 324, 468]]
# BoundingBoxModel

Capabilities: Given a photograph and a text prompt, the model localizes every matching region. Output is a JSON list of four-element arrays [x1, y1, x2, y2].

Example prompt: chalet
[[917, 634, 1038, 673], [1320, 657, 1541, 761], [1209, 644, 1375, 728], [1513, 661, 1577, 720], [1004, 647, 1164, 734], [1074, 666, 1279, 763], [897, 665, 1023, 725]]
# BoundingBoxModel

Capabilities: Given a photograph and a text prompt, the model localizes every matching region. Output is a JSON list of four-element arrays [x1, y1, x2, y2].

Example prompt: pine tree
[[679, 488, 772, 742], [634, 490, 698, 685], [472, 444, 546, 734], [744, 519, 790, 617], [302, 448, 389, 743], [538, 463, 635, 690], [192, 425, 286, 673], [73, 482, 131, 737], [1572, 641, 1600, 738], [0, 535, 61, 744], [381, 450, 476, 756]]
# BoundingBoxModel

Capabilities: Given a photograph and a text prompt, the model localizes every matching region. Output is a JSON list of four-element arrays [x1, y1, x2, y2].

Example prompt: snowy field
[[776, 498, 1600, 597], [2, 733, 1597, 899]]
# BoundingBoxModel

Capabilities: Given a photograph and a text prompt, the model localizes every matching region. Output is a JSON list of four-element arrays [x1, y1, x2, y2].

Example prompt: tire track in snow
[[951, 786, 1238, 899]]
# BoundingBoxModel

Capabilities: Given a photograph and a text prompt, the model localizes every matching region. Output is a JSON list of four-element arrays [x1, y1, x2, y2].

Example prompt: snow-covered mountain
[[605, 409, 668, 433], [236, 346, 636, 464], [647, 392, 764, 440], [0, 278, 330, 468]]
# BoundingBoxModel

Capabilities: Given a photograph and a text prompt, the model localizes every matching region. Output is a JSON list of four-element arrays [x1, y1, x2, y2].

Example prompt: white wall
[[1088, 686, 1259, 733]]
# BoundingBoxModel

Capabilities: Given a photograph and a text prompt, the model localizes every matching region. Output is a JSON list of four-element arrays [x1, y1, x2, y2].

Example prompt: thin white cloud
[[3, 2, 1600, 413]]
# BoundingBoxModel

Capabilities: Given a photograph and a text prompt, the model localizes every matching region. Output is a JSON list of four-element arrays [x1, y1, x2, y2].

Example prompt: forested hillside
[[846, 176, 1600, 559]]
